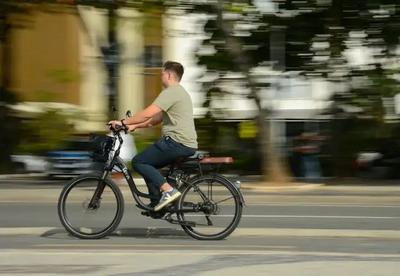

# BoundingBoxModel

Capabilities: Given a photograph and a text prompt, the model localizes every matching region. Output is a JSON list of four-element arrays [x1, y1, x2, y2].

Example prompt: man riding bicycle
[[109, 61, 197, 211]]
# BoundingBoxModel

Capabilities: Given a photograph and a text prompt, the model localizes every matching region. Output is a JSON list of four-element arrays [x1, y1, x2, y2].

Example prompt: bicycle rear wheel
[[57, 174, 124, 239], [177, 175, 242, 240]]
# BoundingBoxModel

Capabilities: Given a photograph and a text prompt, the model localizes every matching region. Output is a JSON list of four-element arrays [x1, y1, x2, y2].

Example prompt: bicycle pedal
[[141, 210, 166, 219]]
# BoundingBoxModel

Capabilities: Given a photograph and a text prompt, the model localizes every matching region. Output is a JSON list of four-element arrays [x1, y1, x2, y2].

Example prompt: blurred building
[[8, 5, 393, 136], [7, 5, 163, 133]]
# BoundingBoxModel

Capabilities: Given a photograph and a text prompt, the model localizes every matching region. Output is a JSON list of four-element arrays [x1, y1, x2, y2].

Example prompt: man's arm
[[108, 104, 163, 129], [127, 112, 163, 132], [148, 112, 163, 126], [124, 104, 162, 125]]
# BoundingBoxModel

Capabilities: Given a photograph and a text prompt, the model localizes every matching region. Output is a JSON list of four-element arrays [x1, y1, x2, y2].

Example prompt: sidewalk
[[241, 181, 400, 193], [1, 181, 400, 205], [0, 172, 146, 185], [1, 173, 400, 193]]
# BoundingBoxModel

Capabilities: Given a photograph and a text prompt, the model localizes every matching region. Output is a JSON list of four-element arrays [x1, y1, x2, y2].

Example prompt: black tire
[[57, 174, 124, 239], [177, 175, 242, 240]]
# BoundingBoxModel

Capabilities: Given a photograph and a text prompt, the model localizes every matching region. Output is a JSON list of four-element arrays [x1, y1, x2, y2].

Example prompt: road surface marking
[[186, 214, 400, 219], [1, 227, 400, 238], [1, 249, 400, 258]]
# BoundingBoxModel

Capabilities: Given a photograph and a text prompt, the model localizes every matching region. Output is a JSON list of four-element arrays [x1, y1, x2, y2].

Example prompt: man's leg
[[132, 137, 195, 207], [152, 137, 196, 211], [132, 141, 171, 206], [141, 176, 161, 207]]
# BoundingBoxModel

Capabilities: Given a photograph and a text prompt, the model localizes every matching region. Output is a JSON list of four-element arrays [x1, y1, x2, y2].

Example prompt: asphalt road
[[1, 179, 400, 275]]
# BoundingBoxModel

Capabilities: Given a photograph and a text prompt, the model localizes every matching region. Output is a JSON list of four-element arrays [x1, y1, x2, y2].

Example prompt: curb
[[241, 183, 400, 193], [0, 173, 46, 180], [0, 173, 147, 186], [241, 183, 325, 192]]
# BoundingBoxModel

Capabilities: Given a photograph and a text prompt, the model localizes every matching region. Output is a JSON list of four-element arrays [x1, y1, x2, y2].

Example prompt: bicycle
[[57, 122, 245, 240]]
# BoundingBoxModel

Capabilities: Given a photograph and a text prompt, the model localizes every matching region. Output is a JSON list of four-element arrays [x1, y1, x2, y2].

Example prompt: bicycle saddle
[[185, 150, 210, 161]]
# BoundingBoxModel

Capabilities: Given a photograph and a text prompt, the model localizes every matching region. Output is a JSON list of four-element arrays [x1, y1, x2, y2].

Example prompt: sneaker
[[153, 188, 181, 211]]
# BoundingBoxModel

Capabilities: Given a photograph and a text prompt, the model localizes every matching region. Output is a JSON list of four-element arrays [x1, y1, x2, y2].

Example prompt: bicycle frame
[[89, 127, 245, 214], [88, 129, 157, 211]]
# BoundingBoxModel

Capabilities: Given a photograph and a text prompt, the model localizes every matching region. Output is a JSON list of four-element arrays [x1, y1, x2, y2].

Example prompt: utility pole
[[100, 2, 120, 119]]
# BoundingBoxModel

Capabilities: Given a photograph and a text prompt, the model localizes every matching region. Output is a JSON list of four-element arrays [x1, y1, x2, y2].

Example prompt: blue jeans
[[132, 136, 196, 205]]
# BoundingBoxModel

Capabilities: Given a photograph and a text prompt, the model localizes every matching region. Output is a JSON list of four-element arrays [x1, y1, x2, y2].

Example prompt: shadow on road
[[40, 227, 190, 240]]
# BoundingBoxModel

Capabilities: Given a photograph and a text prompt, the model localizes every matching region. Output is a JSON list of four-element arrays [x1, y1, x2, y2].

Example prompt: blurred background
[[1, 0, 400, 183]]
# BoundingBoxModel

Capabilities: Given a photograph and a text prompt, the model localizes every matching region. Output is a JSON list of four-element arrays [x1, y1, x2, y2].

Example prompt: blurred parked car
[[47, 138, 93, 178], [47, 133, 137, 178], [355, 151, 400, 179], [11, 154, 48, 173]]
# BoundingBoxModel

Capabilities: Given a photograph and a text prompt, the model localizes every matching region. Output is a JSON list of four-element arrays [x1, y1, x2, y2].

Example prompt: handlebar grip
[[107, 123, 128, 133]]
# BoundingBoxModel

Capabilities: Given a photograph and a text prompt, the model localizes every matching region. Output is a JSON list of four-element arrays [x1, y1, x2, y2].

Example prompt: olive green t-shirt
[[153, 84, 198, 149]]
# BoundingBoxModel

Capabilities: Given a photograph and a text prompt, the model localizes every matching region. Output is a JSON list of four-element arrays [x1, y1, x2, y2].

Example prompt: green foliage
[[196, 118, 261, 174], [133, 132, 159, 153], [16, 108, 74, 155]]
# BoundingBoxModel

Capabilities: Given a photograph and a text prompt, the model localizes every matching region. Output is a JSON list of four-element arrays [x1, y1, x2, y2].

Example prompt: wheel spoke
[[178, 176, 242, 240], [214, 195, 234, 205], [58, 176, 123, 239], [194, 184, 209, 202]]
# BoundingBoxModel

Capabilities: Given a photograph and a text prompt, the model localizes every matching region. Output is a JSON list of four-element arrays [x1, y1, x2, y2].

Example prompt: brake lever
[[106, 123, 128, 134]]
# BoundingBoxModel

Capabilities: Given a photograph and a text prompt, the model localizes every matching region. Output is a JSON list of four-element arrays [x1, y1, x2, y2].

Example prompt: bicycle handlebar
[[107, 123, 129, 135]]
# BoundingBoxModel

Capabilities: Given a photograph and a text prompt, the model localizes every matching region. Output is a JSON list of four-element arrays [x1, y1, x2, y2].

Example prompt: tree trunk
[[215, 0, 292, 184], [257, 109, 292, 184]]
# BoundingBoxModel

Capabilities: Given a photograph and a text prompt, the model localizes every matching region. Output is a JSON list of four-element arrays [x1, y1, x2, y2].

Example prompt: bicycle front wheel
[[177, 175, 242, 240], [57, 174, 124, 239]]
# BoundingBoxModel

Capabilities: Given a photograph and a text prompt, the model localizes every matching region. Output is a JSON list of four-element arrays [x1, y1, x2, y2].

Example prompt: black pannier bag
[[90, 134, 115, 162]]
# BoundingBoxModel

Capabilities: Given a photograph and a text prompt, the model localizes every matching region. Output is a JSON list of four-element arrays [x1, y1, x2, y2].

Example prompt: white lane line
[[35, 244, 295, 250], [1, 249, 400, 258], [185, 214, 400, 219], [1, 227, 400, 239], [0, 227, 54, 236], [2, 200, 400, 208], [244, 215, 400, 219], [247, 203, 400, 208]]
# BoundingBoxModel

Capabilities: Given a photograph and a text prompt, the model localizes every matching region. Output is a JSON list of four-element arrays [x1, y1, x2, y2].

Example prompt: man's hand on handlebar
[[107, 120, 137, 133], [108, 120, 122, 129], [107, 122, 127, 133]]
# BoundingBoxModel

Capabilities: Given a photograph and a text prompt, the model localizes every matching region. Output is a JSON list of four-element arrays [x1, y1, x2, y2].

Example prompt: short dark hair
[[163, 61, 184, 81]]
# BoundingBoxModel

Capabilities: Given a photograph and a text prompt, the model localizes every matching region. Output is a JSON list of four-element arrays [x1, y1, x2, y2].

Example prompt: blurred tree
[[16, 108, 75, 155], [184, 0, 400, 179], [0, 1, 35, 172], [182, 1, 293, 183]]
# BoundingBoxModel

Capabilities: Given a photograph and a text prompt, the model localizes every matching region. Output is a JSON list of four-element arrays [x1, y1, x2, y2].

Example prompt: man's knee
[[132, 156, 144, 171]]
